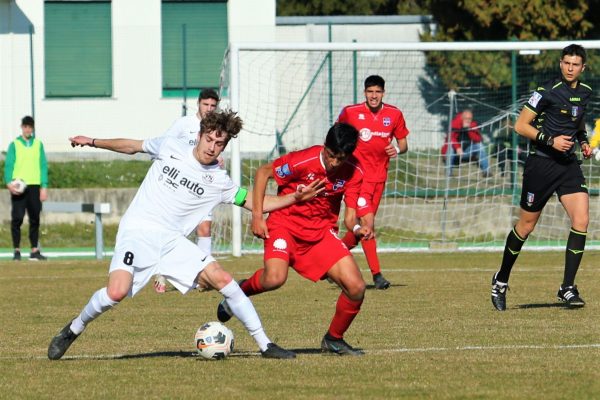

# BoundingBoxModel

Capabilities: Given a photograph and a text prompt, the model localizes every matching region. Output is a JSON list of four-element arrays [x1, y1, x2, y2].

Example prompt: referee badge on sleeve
[[528, 92, 542, 108]]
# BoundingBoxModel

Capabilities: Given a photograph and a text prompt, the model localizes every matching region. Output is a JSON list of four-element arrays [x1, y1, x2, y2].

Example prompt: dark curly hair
[[200, 110, 243, 143]]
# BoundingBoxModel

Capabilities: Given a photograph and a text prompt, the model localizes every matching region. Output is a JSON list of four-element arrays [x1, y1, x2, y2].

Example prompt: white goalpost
[[214, 40, 600, 256]]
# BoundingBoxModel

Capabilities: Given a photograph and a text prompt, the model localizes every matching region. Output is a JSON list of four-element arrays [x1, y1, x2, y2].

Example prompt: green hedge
[[1, 160, 151, 188]]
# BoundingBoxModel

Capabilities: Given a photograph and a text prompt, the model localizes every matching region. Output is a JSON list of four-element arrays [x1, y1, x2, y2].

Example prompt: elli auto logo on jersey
[[161, 165, 205, 196]]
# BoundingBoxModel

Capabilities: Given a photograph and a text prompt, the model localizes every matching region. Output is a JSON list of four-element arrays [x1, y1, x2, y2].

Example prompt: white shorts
[[109, 228, 216, 297]]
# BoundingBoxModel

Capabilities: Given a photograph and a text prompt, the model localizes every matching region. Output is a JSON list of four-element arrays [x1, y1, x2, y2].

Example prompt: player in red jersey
[[337, 75, 409, 289], [217, 123, 374, 356]]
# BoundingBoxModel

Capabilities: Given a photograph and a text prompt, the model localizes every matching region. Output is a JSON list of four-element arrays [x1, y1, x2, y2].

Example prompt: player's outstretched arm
[[69, 136, 145, 155], [242, 178, 325, 213], [263, 178, 325, 211]]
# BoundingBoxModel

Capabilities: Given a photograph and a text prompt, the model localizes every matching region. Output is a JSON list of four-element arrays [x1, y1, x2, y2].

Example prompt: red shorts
[[264, 227, 351, 282], [360, 181, 385, 214]]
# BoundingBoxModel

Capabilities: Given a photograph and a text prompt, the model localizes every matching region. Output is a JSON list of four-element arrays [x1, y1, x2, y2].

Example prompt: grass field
[[1, 252, 600, 399]]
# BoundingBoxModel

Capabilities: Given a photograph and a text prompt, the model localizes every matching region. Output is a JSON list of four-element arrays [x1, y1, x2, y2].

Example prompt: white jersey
[[163, 114, 201, 147], [119, 137, 243, 236]]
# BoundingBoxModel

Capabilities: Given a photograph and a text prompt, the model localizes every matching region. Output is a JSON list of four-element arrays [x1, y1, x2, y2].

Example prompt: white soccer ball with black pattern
[[194, 321, 234, 360], [11, 178, 27, 194]]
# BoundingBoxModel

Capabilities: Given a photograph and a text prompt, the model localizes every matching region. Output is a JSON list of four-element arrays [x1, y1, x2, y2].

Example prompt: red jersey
[[337, 102, 409, 182], [441, 112, 483, 155], [268, 145, 372, 242]]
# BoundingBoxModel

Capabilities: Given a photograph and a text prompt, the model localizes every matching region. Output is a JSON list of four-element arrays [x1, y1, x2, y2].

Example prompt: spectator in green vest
[[4, 116, 48, 261]]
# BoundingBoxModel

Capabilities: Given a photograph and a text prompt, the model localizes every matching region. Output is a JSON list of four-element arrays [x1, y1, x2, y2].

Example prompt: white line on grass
[[4, 343, 600, 361], [0, 266, 578, 281]]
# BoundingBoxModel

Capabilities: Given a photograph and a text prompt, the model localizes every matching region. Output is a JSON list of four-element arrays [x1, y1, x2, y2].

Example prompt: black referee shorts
[[520, 155, 588, 212]]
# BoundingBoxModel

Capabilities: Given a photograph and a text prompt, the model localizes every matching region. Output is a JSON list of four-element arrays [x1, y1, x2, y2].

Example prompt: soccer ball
[[11, 178, 27, 194], [194, 321, 234, 360]]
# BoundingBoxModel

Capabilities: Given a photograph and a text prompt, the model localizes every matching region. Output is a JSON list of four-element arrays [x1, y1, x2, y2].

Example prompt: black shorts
[[520, 155, 588, 212]]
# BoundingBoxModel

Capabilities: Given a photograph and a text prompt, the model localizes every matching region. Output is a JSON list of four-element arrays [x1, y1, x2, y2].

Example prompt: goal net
[[212, 41, 600, 255]]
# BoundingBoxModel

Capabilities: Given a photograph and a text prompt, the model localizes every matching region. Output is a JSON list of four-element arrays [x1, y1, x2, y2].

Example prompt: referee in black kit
[[491, 44, 593, 311]]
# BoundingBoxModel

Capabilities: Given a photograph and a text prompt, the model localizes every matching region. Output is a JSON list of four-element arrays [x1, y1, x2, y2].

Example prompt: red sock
[[361, 238, 380, 275], [327, 293, 363, 339], [239, 269, 265, 296], [341, 231, 358, 250]]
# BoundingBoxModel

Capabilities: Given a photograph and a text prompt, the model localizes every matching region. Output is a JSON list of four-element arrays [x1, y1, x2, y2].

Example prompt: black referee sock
[[563, 228, 587, 287], [496, 227, 527, 283]]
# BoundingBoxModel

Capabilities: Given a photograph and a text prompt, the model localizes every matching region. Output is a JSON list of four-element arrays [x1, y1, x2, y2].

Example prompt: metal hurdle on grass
[[44, 202, 111, 260]]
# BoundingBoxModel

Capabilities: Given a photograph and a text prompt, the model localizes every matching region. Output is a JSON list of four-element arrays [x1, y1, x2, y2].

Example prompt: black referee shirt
[[523, 76, 593, 160]]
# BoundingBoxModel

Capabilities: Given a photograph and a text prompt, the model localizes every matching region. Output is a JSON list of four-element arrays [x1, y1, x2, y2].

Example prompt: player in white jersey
[[47, 110, 324, 360], [154, 89, 220, 293]]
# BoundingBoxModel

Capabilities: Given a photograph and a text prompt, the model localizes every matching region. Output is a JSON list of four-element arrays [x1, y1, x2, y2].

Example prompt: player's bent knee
[[345, 281, 366, 300], [106, 287, 127, 302], [198, 263, 233, 291], [262, 274, 286, 290]]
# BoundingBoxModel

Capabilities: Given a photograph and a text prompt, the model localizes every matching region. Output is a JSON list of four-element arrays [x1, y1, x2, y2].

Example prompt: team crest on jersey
[[528, 91, 542, 108], [306, 172, 315, 181], [383, 117, 391, 127], [358, 113, 365, 120], [526, 192, 535, 207], [332, 179, 346, 190], [275, 163, 291, 178], [202, 173, 214, 184], [571, 106, 579, 117]]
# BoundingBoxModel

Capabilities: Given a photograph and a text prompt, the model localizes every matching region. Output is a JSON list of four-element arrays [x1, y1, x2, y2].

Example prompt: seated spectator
[[441, 109, 491, 177]]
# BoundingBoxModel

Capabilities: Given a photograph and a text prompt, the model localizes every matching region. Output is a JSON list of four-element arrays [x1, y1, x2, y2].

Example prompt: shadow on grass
[[77, 347, 344, 360], [515, 303, 571, 309], [365, 283, 407, 290], [116, 351, 196, 359], [323, 282, 406, 291]]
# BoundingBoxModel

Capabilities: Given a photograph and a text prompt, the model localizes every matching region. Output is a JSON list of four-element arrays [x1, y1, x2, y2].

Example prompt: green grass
[[1, 252, 600, 399]]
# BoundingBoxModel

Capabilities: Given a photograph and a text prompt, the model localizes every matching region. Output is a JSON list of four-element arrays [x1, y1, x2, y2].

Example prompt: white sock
[[196, 237, 212, 256], [219, 280, 270, 352], [70, 287, 119, 335]]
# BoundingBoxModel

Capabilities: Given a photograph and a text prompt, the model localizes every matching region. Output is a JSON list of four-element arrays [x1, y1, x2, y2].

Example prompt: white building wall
[[0, 0, 276, 154], [0, 0, 34, 152]]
